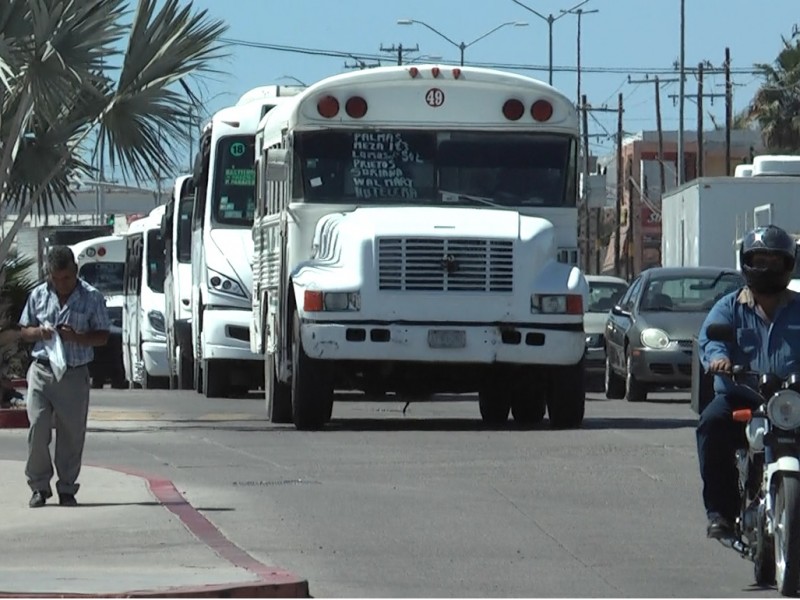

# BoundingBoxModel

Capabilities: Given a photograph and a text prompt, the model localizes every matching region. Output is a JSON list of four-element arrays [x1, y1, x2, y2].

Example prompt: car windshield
[[587, 281, 628, 313], [293, 130, 576, 208], [639, 273, 743, 313], [78, 263, 124, 295]]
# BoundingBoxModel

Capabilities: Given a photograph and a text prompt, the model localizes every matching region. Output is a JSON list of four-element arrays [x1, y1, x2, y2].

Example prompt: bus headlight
[[767, 390, 800, 430], [641, 328, 670, 349], [207, 268, 246, 298], [304, 290, 360, 312], [147, 310, 166, 333]]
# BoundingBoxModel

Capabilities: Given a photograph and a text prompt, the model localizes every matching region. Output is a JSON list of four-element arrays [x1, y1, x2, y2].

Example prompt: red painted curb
[[0, 464, 310, 598], [0, 408, 28, 429]]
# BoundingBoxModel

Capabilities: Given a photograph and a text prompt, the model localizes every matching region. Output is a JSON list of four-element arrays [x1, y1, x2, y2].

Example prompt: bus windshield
[[211, 135, 256, 227], [147, 230, 166, 293], [293, 131, 576, 208], [79, 263, 124, 295], [177, 196, 193, 262]]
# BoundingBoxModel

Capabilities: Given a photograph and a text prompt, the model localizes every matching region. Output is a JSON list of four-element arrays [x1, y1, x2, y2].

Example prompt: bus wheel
[[176, 343, 193, 390], [266, 354, 292, 423], [291, 311, 332, 430], [203, 360, 227, 398], [547, 360, 586, 429]]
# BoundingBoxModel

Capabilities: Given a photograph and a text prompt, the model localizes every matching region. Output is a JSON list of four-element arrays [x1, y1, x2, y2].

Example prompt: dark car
[[604, 266, 744, 402]]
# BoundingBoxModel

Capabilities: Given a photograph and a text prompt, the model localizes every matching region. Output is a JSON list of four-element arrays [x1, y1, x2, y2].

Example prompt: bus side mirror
[[265, 149, 288, 181]]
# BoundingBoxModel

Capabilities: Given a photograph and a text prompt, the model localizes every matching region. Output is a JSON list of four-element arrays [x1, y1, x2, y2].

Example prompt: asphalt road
[[0, 385, 779, 598]]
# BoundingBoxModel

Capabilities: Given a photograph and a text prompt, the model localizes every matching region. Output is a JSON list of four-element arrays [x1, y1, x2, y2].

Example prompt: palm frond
[[97, 0, 228, 182]]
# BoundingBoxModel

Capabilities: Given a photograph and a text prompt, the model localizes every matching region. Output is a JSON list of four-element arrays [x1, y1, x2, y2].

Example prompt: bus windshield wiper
[[439, 190, 504, 208]]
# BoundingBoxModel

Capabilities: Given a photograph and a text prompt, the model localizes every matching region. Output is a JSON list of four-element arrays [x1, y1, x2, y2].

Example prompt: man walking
[[18, 246, 110, 508]]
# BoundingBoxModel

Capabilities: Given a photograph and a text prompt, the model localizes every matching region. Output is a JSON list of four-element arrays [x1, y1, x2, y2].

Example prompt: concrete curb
[[0, 464, 310, 598]]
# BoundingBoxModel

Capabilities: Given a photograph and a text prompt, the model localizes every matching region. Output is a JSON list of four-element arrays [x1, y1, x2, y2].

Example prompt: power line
[[219, 37, 766, 76]]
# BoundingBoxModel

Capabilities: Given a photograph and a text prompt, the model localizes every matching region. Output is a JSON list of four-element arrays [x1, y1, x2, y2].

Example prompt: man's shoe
[[58, 493, 77, 507], [29, 491, 49, 508], [707, 515, 734, 539]]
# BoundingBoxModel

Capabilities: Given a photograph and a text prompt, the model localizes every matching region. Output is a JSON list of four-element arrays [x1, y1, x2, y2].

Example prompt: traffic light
[[106, 213, 115, 226]]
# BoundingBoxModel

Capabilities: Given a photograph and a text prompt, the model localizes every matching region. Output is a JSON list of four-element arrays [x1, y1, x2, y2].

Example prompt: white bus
[[251, 65, 588, 430], [189, 85, 303, 398], [70, 235, 127, 389], [122, 205, 169, 389], [161, 174, 195, 389]]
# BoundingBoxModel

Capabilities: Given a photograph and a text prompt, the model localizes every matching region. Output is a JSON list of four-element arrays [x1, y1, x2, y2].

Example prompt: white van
[[122, 205, 169, 388], [70, 235, 127, 388]]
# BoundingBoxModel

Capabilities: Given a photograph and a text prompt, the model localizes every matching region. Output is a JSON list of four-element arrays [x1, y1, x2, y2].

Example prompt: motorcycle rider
[[698, 224, 800, 539]]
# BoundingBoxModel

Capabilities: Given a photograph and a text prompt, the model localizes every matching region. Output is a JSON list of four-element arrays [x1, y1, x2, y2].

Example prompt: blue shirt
[[18, 278, 111, 368], [699, 287, 800, 397]]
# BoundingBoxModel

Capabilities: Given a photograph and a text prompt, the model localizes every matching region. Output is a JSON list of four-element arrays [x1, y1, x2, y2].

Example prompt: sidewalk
[[0, 459, 309, 598]]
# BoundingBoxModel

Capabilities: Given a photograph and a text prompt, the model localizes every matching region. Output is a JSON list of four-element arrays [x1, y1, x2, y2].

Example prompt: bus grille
[[378, 238, 514, 292]]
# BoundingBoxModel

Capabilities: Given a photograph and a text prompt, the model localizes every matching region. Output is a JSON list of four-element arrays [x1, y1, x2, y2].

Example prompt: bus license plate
[[427, 329, 466, 349]]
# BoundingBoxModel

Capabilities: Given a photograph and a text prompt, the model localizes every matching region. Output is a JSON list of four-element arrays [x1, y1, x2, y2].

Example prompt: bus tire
[[547, 359, 586, 429], [266, 354, 292, 423], [291, 311, 332, 430], [203, 360, 226, 398], [176, 341, 193, 390]]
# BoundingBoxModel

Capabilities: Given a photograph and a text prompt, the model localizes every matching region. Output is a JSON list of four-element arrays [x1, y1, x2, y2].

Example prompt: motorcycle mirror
[[706, 323, 735, 343]]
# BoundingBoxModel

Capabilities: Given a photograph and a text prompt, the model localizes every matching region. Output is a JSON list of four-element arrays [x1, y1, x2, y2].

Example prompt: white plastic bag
[[42, 321, 67, 381]]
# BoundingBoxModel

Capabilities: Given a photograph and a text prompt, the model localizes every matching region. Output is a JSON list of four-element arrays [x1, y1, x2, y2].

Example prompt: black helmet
[[739, 225, 797, 294]]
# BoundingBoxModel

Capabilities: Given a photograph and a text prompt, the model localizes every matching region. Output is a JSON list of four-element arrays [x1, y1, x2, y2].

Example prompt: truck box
[[14, 225, 114, 281], [661, 177, 800, 270]]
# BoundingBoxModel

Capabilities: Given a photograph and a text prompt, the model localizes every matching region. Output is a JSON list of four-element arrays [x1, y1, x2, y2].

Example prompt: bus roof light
[[345, 96, 368, 119], [408, 67, 419, 78], [531, 99, 553, 122], [502, 99, 525, 121], [452, 68, 462, 79], [431, 67, 441, 78], [317, 95, 340, 118], [97, 247, 106, 257]]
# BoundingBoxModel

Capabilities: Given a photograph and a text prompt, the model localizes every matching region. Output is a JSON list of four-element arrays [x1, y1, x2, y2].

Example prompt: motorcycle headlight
[[641, 328, 670, 350], [767, 389, 800, 430]]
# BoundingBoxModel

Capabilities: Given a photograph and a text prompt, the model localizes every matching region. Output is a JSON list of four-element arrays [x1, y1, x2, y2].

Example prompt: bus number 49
[[425, 88, 445, 107]]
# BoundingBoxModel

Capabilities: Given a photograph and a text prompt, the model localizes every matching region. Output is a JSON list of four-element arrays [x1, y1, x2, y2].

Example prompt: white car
[[584, 275, 629, 370]]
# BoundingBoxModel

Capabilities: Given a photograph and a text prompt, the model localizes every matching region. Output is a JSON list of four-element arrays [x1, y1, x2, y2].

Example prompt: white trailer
[[661, 176, 800, 270]]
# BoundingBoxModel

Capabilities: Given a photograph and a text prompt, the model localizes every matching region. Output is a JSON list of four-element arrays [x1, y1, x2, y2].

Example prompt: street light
[[278, 75, 308, 87], [397, 19, 528, 66], [511, 0, 591, 85]]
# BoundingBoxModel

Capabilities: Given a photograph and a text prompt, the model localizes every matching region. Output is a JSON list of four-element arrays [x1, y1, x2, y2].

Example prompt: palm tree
[[747, 35, 800, 152], [0, 0, 228, 273], [0, 252, 38, 380]]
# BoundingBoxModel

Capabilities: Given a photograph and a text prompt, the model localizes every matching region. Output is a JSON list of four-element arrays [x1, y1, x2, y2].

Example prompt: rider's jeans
[[697, 392, 748, 521]]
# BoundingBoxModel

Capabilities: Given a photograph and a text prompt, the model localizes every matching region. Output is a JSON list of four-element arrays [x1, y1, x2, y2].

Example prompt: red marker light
[[345, 96, 368, 119], [452, 68, 462, 79], [409, 67, 419, 78], [531, 99, 554, 122], [317, 95, 339, 118], [432, 67, 441, 78], [97, 247, 106, 257], [502, 99, 525, 121]]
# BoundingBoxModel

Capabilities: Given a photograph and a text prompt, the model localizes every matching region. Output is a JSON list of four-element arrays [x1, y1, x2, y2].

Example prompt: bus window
[[147, 230, 166, 293], [177, 196, 193, 263], [212, 136, 256, 226], [79, 262, 124, 295], [292, 130, 574, 208]]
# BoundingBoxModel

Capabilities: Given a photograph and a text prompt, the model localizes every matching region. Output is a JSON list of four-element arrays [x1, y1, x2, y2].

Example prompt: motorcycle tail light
[[732, 409, 752, 422]]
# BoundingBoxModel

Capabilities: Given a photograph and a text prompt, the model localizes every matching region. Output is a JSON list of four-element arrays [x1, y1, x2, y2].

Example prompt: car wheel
[[625, 351, 648, 403], [604, 353, 625, 399]]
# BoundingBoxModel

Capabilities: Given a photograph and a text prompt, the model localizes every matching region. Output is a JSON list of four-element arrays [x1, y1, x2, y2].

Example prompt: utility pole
[[725, 46, 732, 175], [580, 99, 622, 275], [581, 94, 590, 272], [669, 75, 725, 183], [696, 62, 704, 178], [563, 7, 599, 111], [677, 0, 685, 186], [616, 92, 624, 277], [628, 75, 680, 193], [380, 43, 419, 66]]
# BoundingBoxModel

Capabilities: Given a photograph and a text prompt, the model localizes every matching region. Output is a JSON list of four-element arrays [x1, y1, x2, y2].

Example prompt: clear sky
[[177, 0, 797, 168]]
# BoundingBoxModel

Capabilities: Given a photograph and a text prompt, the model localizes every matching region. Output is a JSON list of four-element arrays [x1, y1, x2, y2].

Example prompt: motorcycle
[[706, 323, 800, 595]]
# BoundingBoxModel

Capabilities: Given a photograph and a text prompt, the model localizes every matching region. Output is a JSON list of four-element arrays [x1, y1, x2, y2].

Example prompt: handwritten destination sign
[[351, 132, 423, 199]]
